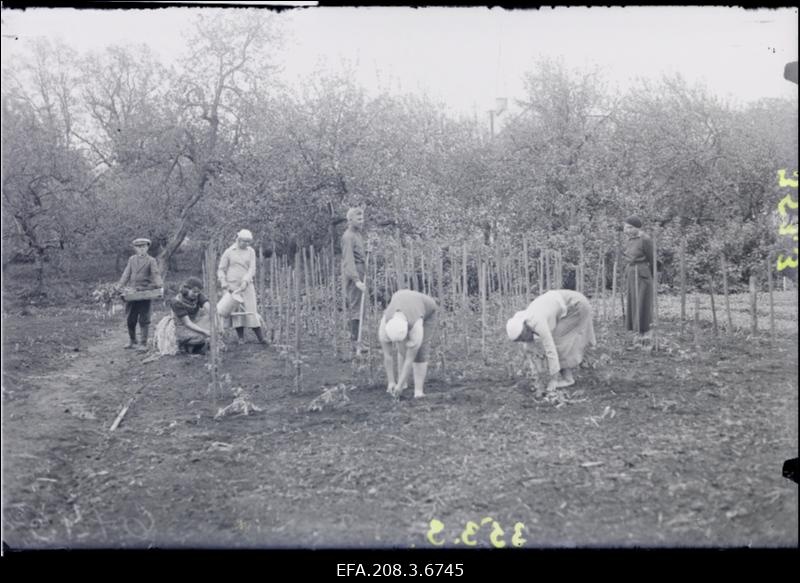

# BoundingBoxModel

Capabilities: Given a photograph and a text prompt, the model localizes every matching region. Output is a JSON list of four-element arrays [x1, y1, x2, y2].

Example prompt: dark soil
[[2, 290, 797, 549]]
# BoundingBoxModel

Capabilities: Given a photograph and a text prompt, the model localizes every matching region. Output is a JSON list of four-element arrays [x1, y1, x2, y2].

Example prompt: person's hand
[[355, 281, 366, 292]]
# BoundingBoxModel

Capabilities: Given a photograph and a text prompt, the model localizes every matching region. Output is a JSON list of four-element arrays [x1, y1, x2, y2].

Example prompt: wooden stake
[[680, 237, 687, 335], [419, 245, 430, 295], [767, 253, 775, 341], [709, 275, 718, 338], [538, 249, 544, 294], [594, 250, 602, 307], [356, 251, 370, 355], [449, 245, 456, 313], [601, 254, 607, 322], [611, 253, 618, 323], [721, 254, 733, 331], [749, 274, 758, 335], [480, 255, 487, 363], [545, 249, 550, 291], [395, 247, 403, 291], [294, 259, 301, 392], [204, 245, 220, 403], [462, 244, 468, 311], [523, 238, 530, 301], [407, 239, 414, 291], [634, 261, 640, 334], [258, 243, 265, 328]]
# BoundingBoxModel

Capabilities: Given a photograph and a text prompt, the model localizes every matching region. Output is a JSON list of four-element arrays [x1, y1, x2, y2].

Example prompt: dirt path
[[2, 306, 797, 548]]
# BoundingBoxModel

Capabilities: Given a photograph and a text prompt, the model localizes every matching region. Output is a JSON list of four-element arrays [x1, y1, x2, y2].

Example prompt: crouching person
[[378, 289, 438, 399], [506, 289, 596, 393], [171, 277, 212, 355]]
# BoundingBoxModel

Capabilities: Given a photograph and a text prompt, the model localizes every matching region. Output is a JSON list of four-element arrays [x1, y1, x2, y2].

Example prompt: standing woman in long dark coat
[[623, 216, 655, 335]]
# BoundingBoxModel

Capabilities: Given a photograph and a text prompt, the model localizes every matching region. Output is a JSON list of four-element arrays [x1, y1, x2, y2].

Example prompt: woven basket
[[122, 288, 164, 301]]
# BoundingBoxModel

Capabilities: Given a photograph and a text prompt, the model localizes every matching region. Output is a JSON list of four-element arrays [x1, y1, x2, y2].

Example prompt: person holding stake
[[341, 207, 367, 358]]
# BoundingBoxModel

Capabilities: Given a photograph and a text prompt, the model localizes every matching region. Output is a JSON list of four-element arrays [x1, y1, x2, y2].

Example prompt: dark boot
[[253, 326, 267, 345], [235, 327, 245, 344], [125, 326, 137, 349], [137, 326, 149, 351], [349, 319, 360, 342]]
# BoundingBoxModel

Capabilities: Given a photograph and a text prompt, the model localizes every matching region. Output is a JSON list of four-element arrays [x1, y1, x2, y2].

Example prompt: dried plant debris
[[307, 383, 355, 412], [214, 386, 263, 420]]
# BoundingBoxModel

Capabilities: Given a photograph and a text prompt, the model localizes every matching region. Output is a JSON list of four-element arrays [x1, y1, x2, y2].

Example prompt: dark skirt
[[175, 326, 208, 349], [175, 309, 211, 350], [625, 264, 653, 334]]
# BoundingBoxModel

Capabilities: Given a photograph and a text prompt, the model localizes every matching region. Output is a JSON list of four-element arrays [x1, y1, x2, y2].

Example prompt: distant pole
[[680, 238, 687, 335], [545, 250, 550, 291], [721, 254, 733, 330], [538, 249, 545, 294], [767, 253, 775, 342], [523, 237, 530, 302], [709, 275, 718, 338], [601, 254, 607, 322], [611, 253, 618, 323], [593, 250, 602, 311]]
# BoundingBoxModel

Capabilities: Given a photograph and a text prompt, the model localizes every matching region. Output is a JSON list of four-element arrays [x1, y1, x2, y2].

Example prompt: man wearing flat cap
[[622, 215, 655, 337], [117, 238, 163, 350]]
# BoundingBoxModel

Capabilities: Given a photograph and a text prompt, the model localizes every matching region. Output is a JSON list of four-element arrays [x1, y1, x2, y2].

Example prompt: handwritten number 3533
[[426, 518, 527, 548]]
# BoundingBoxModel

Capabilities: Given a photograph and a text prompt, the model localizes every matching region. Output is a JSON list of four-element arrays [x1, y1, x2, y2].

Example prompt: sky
[[1, 5, 797, 116]]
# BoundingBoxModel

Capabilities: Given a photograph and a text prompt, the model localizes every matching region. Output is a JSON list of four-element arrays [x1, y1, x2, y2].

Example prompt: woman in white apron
[[506, 289, 596, 392], [217, 229, 266, 345]]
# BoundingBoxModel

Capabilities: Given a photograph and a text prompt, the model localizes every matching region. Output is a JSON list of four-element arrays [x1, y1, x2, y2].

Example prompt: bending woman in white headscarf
[[506, 289, 596, 392], [217, 229, 266, 345]]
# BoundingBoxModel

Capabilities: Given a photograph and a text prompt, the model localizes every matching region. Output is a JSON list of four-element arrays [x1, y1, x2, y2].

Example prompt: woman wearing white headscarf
[[217, 229, 266, 345], [506, 289, 596, 392], [378, 289, 439, 399]]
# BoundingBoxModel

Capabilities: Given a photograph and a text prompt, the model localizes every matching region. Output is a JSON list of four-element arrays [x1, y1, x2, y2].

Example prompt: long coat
[[341, 227, 366, 320], [623, 234, 655, 334]]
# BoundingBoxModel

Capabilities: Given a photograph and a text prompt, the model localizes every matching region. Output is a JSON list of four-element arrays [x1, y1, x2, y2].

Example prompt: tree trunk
[[34, 248, 46, 296], [157, 216, 191, 280]]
